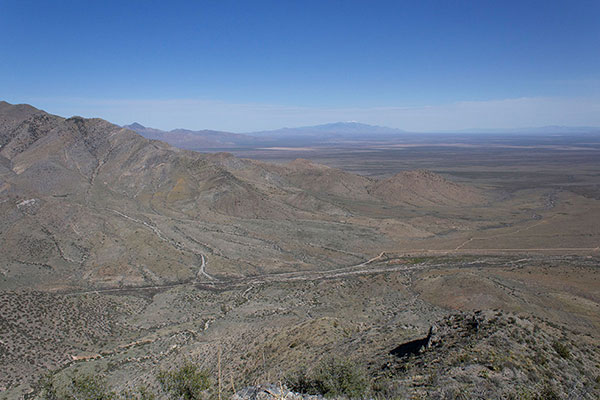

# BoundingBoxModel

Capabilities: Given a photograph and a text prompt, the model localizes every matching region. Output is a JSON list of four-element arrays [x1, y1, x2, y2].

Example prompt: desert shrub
[[41, 373, 114, 400], [537, 384, 560, 400], [551, 341, 570, 359], [532, 350, 547, 366], [39, 373, 60, 400], [120, 385, 156, 400], [70, 374, 115, 400], [370, 380, 406, 400], [445, 386, 471, 400], [286, 357, 368, 399], [157, 362, 211, 400], [285, 366, 315, 394], [454, 352, 472, 365]]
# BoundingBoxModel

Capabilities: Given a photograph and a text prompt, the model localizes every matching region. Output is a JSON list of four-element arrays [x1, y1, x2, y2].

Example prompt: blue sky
[[1, 0, 599, 132]]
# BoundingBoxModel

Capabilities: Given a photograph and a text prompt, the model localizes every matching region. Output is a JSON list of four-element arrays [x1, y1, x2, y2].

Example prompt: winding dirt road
[[65, 210, 597, 297], [108, 208, 217, 282]]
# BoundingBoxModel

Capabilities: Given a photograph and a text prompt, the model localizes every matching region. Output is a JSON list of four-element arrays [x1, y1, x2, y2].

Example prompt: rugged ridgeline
[[123, 122, 257, 149], [124, 121, 408, 150], [0, 101, 489, 291]]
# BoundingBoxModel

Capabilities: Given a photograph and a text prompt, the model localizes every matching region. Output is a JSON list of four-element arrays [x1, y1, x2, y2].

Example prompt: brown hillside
[[370, 170, 488, 207], [0, 102, 493, 294], [0, 103, 390, 290], [268, 158, 374, 200]]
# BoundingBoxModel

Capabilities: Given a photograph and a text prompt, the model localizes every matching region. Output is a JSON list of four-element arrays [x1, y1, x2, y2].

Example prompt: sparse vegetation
[[552, 341, 571, 359], [41, 368, 208, 400], [537, 384, 560, 400], [286, 357, 369, 398], [120, 386, 156, 400], [41, 373, 114, 400], [157, 363, 212, 400]]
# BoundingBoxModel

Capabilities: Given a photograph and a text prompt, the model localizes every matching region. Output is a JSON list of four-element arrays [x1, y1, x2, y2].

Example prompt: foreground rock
[[233, 384, 323, 400]]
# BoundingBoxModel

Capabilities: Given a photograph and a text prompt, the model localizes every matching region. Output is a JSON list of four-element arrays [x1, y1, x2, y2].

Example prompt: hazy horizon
[[123, 115, 600, 135]]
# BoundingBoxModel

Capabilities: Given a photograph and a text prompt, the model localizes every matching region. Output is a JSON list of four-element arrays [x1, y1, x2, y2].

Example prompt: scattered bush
[[286, 357, 368, 399], [70, 374, 115, 400], [120, 385, 156, 400], [532, 350, 547, 366], [537, 384, 560, 400], [454, 352, 472, 364], [285, 367, 314, 394], [39, 373, 60, 400], [551, 341, 570, 359], [157, 362, 212, 400], [41, 373, 114, 400]]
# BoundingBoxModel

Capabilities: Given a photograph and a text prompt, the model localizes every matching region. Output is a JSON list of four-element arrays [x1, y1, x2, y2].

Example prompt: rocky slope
[[0, 101, 490, 291], [370, 169, 488, 207]]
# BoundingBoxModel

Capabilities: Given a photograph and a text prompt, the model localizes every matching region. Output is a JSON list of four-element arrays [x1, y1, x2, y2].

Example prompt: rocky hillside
[[370, 169, 488, 207], [0, 101, 491, 292], [28, 308, 600, 399], [232, 311, 600, 399]]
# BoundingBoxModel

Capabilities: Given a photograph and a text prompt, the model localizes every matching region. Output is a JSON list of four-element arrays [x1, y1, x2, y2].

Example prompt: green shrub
[[537, 384, 560, 400], [157, 362, 211, 400], [69, 374, 115, 400], [120, 385, 156, 400], [286, 357, 368, 399], [41, 373, 114, 400], [285, 367, 315, 395], [533, 350, 547, 366], [39, 373, 60, 400], [551, 341, 570, 359]]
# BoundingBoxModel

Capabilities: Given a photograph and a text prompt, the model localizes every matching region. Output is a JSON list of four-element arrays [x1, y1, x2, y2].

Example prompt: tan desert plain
[[0, 101, 599, 399]]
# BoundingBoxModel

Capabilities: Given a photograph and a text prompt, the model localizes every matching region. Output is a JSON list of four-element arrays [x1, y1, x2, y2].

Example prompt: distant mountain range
[[124, 121, 600, 151], [124, 121, 412, 150], [448, 126, 600, 134], [122, 122, 257, 148], [247, 122, 406, 137]]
